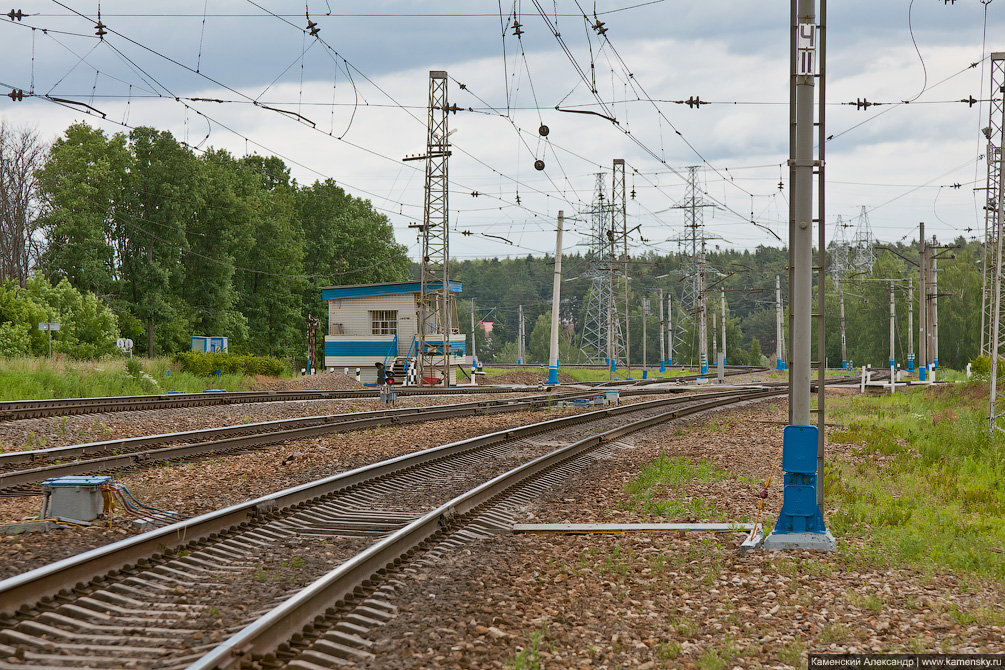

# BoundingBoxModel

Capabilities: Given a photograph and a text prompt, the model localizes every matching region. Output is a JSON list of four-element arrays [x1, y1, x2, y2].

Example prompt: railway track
[[0, 389, 660, 497], [0, 386, 781, 669], [0, 366, 770, 422], [0, 385, 548, 422]]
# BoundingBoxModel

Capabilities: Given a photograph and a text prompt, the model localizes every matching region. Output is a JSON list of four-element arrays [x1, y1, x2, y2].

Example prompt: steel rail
[[189, 386, 784, 669], [0, 388, 761, 619], [0, 390, 601, 471], [0, 391, 615, 494], [0, 385, 540, 421]]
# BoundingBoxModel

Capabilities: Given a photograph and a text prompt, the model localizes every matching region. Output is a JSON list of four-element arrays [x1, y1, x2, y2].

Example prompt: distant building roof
[[321, 280, 462, 301]]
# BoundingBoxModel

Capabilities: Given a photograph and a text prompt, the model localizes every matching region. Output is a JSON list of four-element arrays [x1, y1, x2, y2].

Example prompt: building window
[[370, 310, 398, 335]]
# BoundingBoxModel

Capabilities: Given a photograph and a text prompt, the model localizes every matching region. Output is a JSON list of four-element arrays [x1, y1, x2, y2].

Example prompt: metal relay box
[[40, 475, 111, 522]]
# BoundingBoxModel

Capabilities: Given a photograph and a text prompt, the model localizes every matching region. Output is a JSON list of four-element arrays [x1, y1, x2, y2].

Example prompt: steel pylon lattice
[[851, 206, 875, 274], [416, 70, 452, 386], [578, 173, 625, 365], [829, 214, 852, 283], [981, 54, 1005, 358], [984, 54, 1005, 435]]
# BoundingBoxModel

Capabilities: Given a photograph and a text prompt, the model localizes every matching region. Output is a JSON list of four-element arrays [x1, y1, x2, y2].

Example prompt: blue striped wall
[[324, 340, 396, 357], [322, 280, 461, 301]]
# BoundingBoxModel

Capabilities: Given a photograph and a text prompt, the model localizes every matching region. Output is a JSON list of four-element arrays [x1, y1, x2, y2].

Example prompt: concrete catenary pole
[[932, 238, 939, 371], [919, 222, 927, 381], [698, 238, 708, 375], [711, 297, 718, 368], [547, 211, 564, 385], [517, 305, 524, 365], [839, 287, 847, 369], [471, 298, 477, 370], [889, 279, 896, 394], [907, 277, 914, 372], [720, 288, 727, 367], [790, 1, 815, 426], [667, 293, 674, 367], [658, 288, 666, 372], [776, 275, 785, 370], [642, 298, 648, 374]]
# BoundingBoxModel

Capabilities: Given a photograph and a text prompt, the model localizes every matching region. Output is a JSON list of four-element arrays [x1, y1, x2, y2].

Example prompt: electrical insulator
[[7, 89, 24, 102], [512, 20, 523, 37], [538, 124, 549, 136], [534, 159, 545, 171], [307, 19, 319, 36], [7, 9, 24, 20], [94, 20, 107, 37]]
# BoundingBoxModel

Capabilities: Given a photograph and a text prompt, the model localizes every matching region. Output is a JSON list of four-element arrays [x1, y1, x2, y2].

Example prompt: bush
[[971, 355, 992, 382], [173, 351, 287, 377]]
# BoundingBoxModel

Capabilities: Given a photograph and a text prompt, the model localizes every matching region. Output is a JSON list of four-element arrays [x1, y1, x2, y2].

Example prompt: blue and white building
[[321, 280, 465, 385]]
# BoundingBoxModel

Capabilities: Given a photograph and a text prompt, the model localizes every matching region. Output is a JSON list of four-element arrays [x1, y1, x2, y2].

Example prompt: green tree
[[37, 123, 129, 297], [25, 276, 118, 358], [233, 166, 305, 358], [296, 178, 409, 324], [117, 127, 200, 357]]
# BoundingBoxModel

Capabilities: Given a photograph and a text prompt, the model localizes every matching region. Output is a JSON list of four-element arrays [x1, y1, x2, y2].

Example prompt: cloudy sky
[[0, 1, 1001, 263]]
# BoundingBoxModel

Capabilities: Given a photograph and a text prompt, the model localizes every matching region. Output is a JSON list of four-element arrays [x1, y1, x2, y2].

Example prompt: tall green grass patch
[[827, 382, 1005, 583], [0, 356, 255, 401], [619, 455, 734, 521]]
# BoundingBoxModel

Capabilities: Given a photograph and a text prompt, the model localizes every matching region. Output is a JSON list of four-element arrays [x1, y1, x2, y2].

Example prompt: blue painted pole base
[[933, 359, 939, 370], [762, 424, 835, 552], [642, 370, 648, 379], [841, 360, 847, 370], [547, 366, 559, 385], [610, 360, 617, 372], [776, 358, 785, 371], [919, 366, 927, 382], [700, 364, 708, 375], [659, 359, 666, 373]]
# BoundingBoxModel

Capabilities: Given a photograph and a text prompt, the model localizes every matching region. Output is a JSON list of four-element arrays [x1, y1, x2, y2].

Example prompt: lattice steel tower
[[415, 70, 452, 386], [578, 173, 625, 365], [982, 53, 1005, 357], [984, 53, 1005, 435], [852, 206, 875, 274], [829, 215, 852, 283]]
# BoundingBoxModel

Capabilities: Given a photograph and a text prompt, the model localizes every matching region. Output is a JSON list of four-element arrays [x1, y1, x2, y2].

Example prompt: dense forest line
[[0, 120, 982, 370], [450, 239, 982, 371]]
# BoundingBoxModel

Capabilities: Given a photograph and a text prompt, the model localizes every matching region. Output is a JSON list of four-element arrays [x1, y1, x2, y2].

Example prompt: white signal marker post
[[38, 322, 60, 359], [547, 211, 564, 385]]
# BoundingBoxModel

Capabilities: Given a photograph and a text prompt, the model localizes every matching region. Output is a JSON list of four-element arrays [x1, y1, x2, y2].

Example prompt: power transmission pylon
[[852, 206, 875, 274], [612, 158, 630, 375], [982, 53, 1005, 357], [676, 166, 715, 374], [578, 173, 625, 366], [408, 70, 453, 387]]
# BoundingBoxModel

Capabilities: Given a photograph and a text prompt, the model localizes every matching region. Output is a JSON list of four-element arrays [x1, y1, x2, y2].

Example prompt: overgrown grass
[[619, 455, 735, 521], [0, 356, 257, 401], [827, 381, 1005, 584]]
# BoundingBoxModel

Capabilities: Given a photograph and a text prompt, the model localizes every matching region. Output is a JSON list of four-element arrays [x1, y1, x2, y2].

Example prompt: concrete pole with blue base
[[775, 275, 786, 371], [908, 276, 914, 373], [760, 0, 834, 552], [658, 288, 666, 373], [547, 212, 564, 386], [761, 425, 836, 550]]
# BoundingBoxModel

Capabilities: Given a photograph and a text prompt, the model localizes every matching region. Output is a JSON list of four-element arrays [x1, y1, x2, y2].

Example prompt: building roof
[[321, 280, 462, 301]]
